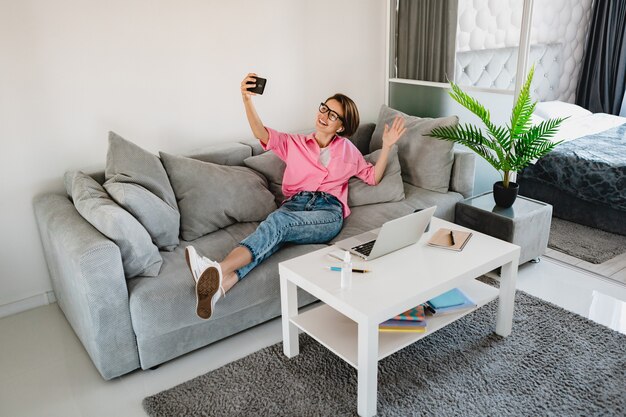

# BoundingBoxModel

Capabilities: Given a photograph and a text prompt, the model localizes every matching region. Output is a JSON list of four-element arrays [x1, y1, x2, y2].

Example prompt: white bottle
[[341, 251, 353, 290]]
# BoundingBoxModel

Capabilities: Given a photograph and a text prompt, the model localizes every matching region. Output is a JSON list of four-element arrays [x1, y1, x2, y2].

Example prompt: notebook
[[426, 288, 477, 315], [428, 288, 467, 309], [427, 228, 472, 251]]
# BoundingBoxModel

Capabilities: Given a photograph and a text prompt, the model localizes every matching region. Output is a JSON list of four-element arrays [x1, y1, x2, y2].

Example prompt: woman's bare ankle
[[222, 271, 239, 293]]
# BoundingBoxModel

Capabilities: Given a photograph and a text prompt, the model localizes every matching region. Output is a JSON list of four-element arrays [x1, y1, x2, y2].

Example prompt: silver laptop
[[335, 206, 436, 261]]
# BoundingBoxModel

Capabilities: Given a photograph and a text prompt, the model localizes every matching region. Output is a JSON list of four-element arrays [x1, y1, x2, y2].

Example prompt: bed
[[518, 101, 626, 235]]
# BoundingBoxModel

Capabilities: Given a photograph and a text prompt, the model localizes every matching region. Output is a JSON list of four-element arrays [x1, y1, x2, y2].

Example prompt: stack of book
[[379, 288, 476, 333], [425, 288, 476, 315], [379, 305, 428, 333]]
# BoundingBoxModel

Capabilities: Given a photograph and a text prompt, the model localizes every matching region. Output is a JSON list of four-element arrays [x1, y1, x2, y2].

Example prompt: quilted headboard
[[454, 43, 563, 101]]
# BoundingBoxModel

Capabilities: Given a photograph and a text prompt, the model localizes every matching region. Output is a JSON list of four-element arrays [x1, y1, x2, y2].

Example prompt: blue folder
[[428, 288, 468, 309]]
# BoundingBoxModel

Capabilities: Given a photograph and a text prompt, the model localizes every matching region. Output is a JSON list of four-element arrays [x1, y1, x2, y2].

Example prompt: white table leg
[[280, 275, 299, 357], [496, 256, 519, 337], [357, 321, 378, 417]]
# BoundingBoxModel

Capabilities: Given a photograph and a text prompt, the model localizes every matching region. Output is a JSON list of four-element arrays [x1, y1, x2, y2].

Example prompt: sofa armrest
[[449, 150, 475, 198], [33, 193, 140, 380]]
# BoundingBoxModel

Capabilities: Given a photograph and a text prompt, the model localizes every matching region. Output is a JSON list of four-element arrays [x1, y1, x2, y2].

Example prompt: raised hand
[[382, 116, 407, 149], [240, 72, 268, 143], [241, 73, 258, 99]]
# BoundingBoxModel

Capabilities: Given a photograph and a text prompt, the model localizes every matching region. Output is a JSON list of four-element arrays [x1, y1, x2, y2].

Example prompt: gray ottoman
[[455, 191, 552, 264]]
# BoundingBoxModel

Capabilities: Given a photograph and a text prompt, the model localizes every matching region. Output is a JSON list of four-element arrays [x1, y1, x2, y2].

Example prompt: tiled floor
[[1, 257, 625, 417], [545, 248, 626, 285]]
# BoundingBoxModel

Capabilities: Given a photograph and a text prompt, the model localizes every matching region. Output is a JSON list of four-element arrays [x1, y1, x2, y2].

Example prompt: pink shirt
[[262, 127, 376, 217]]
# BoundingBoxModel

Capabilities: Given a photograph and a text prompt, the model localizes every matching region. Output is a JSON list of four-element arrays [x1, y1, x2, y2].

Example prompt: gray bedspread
[[520, 123, 626, 211]]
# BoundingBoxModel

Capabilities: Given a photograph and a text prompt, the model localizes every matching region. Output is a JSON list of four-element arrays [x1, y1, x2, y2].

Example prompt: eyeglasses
[[319, 102, 344, 123]]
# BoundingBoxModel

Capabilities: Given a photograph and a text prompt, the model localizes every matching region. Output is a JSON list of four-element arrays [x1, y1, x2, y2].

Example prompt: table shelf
[[290, 278, 499, 368]]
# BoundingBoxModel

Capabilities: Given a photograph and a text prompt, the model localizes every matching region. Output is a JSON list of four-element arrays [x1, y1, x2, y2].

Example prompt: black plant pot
[[493, 181, 519, 208]]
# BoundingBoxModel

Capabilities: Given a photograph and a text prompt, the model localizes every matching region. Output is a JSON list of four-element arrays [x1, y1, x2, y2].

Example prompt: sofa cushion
[[160, 152, 277, 241], [64, 171, 162, 278], [402, 182, 464, 222], [104, 132, 180, 250], [331, 182, 465, 243], [127, 225, 324, 340], [243, 146, 405, 208], [449, 150, 476, 199], [104, 182, 180, 251], [240, 139, 265, 156], [347, 122, 376, 155], [370, 105, 457, 194], [348, 146, 405, 207], [186, 142, 252, 166], [242, 150, 286, 206]]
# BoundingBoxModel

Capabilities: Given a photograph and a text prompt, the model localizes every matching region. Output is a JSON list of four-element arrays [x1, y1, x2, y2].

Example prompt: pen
[[450, 230, 456, 245], [328, 266, 370, 273]]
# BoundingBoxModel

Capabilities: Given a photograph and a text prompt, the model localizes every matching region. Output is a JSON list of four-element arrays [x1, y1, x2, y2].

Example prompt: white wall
[[0, 0, 386, 313]]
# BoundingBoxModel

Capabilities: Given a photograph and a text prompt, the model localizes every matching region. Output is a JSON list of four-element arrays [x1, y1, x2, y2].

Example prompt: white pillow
[[534, 101, 592, 120]]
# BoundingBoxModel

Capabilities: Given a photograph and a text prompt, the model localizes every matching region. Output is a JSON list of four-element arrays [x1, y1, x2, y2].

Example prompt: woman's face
[[315, 99, 345, 136]]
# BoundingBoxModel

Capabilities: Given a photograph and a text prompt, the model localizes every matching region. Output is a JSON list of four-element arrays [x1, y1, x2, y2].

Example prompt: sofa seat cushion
[[402, 183, 464, 222], [127, 223, 326, 340], [135, 289, 318, 370]]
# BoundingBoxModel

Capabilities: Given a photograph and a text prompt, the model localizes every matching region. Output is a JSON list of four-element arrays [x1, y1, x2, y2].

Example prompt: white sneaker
[[184, 246, 211, 283], [185, 246, 224, 320]]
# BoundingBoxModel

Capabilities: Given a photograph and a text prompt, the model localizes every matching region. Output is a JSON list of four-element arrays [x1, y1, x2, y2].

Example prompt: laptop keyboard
[[352, 240, 376, 257]]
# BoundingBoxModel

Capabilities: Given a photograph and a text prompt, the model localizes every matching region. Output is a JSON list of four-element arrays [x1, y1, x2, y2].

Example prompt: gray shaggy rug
[[549, 217, 626, 264], [143, 289, 626, 417]]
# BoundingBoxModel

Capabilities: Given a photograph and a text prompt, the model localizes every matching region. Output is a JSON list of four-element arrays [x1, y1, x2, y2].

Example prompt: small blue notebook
[[428, 288, 467, 309]]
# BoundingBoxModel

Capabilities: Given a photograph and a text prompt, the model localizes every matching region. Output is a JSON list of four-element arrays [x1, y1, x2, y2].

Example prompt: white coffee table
[[279, 217, 520, 417]]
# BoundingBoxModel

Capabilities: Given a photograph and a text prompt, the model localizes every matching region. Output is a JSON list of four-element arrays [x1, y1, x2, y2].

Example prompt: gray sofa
[[33, 120, 475, 380]]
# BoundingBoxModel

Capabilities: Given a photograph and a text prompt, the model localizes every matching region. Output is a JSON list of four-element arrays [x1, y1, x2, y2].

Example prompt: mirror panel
[[392, 0, 594, 102]]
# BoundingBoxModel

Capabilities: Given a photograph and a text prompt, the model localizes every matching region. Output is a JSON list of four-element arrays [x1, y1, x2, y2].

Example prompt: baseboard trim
[[0, 291, 56, 319]]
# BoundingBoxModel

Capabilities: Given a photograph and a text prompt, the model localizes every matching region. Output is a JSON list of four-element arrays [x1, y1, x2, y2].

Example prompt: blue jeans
[[236, 191, 343, 279]]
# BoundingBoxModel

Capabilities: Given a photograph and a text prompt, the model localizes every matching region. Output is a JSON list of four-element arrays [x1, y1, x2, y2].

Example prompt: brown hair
[[325, 93, 360, 137]]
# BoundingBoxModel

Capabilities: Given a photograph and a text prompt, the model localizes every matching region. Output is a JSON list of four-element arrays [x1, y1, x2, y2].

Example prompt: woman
[[186, 73, 406, 319]]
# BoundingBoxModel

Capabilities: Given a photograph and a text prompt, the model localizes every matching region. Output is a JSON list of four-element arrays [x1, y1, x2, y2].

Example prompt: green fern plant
[[428, 65, 565, 188]]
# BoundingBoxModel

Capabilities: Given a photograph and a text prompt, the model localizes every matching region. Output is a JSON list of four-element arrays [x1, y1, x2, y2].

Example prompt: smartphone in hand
[[247, 76, 267, 95]]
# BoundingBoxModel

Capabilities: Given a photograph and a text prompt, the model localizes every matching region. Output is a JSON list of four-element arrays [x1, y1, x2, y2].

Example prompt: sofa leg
[[149, 365, 160, 370]]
